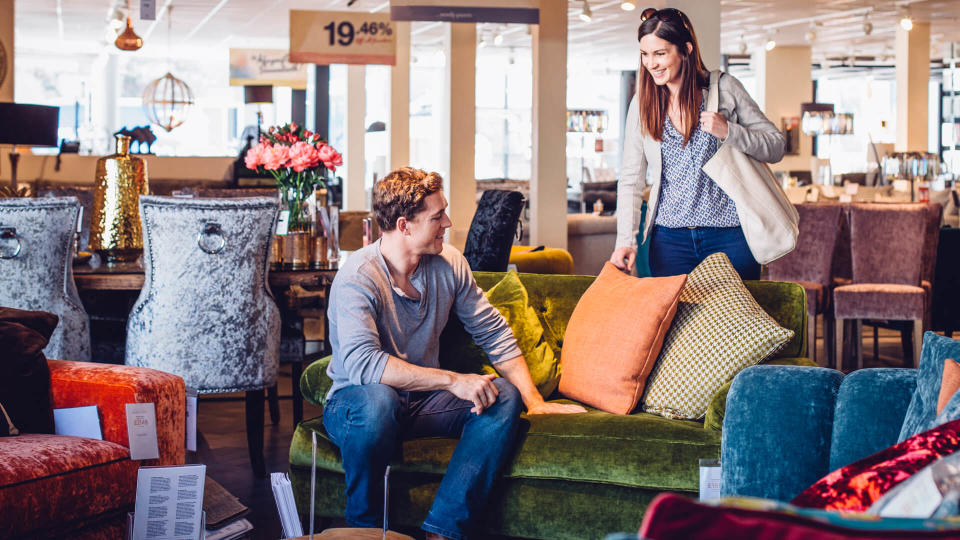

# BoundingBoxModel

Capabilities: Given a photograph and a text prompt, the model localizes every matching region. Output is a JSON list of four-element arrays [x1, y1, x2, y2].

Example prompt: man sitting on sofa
[[324, 167, 585, 540]]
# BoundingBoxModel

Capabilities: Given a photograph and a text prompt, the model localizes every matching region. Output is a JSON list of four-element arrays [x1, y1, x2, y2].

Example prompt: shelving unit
[[566, 108, 610, 186], [940, 57, 960, 180]]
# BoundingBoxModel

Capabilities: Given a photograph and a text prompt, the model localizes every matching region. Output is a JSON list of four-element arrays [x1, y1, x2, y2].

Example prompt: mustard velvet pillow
[[482, 271, 561, 399]]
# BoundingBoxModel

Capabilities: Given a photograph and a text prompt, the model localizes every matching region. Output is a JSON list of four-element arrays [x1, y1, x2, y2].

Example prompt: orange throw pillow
[[938, 358, 960, 416], [559, 263, 687, 414]]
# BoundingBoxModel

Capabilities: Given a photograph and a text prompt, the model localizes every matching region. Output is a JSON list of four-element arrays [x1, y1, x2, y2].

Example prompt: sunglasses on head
[[638, 7, 692, 41]]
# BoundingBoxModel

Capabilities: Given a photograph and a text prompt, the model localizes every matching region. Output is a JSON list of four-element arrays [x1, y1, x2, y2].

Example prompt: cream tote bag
[[702, 70, 799, 265]]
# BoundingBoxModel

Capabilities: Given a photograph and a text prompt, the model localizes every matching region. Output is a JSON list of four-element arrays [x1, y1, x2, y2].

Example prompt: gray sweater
[[325, 240, 521, 399]]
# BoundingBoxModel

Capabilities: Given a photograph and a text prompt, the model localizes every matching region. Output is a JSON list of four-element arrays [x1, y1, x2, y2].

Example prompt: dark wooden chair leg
[[873, 325, 879, 361], [245, 389, 267, 477], [291, 361, 304, 427], [901, 326, 914, 367], [267, 384, 280, 425]]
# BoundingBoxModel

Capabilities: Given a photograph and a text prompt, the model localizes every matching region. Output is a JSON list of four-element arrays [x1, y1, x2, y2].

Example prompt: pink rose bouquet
[[243, 122, 342, 230]]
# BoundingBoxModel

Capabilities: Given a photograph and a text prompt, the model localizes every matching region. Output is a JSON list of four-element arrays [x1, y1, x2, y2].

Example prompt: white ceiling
[[14, 0, 960, 70]]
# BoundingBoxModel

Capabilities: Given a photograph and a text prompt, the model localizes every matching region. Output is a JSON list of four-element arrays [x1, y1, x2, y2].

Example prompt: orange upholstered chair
[[0, 360, 185, 539]]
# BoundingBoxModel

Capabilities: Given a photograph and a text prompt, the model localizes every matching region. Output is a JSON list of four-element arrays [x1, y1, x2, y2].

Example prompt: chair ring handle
[[197, 222, 226, 254], [0, 226, 22, 259]]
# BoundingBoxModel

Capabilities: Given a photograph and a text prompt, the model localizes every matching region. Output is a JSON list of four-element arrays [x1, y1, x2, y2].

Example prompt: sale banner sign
[[290, 10, 397, 66], [229, 49, 307, 88]]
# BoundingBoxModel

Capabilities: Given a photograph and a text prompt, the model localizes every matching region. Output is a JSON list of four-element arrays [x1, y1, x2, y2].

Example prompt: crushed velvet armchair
[[0, 360, 185, 539]]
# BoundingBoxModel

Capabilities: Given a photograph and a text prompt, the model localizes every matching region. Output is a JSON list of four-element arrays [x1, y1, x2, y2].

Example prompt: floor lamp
[[243, 85, 273, 140], [0, 103, 60, 191]]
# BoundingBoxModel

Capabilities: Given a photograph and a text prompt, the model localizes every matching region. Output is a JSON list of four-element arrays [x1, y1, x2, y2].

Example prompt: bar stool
[[125, 196, 280, 476]]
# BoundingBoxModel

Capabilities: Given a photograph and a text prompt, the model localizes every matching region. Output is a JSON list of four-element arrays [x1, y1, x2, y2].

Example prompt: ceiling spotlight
[[804, 24, 816, 43], [899, 9, 913, 31], [579, 0, 592, 23], [620, 0, 637, 11], [738, 41, 748, 55], [478, 36, 487, 49], [765, 31, 777, 52], [862, 15, 873, 36], [494, 31, 504, 46]]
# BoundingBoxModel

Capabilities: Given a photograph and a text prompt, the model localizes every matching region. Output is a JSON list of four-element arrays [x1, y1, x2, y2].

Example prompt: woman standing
[[609, 8, 785, 280]]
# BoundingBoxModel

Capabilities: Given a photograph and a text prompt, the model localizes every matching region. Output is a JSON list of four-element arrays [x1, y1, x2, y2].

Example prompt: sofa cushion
[[559, 263, 686, 414], [642, 253, 794, 420], [792, 418, 960, 512], [291, 405, 720, 492], [483, 271, 560, 398], [900, 332, 960, 442], [641, 493, 960, 539], [0, 307, 58, 434], [0, 433, 138, 537], [939, 359, 960, 416], [833, 283, 926, 321]]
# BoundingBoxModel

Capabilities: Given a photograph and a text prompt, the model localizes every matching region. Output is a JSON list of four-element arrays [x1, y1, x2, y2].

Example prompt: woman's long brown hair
[[636, 9, 709, 145]]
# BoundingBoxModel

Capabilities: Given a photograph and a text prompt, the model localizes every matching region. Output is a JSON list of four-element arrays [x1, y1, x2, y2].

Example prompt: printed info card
[[132, 464, 206, 540], [126, 402, 160, 460]]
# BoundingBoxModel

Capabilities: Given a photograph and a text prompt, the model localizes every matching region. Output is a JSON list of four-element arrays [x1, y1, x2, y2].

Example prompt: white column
[[668, 0, 720, 69], [389, 22, 411, 171], [0, 0, 13, 101], [530, 1, 567, 249], [443, 23, 476, 250], [755, 46, 812, 173], [896, 22, 930, 152], [344, 64, 366, 210]]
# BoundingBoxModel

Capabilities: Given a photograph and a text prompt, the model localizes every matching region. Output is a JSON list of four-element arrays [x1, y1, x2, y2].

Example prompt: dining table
[[72, 256, 340, 427]]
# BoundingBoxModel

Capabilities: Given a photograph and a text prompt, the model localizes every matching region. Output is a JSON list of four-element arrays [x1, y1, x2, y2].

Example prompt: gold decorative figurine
[[90, 135, 149, 262]]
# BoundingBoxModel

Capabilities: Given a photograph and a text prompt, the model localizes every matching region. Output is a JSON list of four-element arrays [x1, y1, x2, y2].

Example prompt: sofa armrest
[[301, 355, 334, 408], [704, 357, 817, 432], [721, 365, 843, 502], [48, 359, 186, 466]]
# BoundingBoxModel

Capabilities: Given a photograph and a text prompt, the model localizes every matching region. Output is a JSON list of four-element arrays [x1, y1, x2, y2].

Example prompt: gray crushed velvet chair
[[125, 196, 280, 476], [832, 203, 929, 370], [0, 197, 91, 361]]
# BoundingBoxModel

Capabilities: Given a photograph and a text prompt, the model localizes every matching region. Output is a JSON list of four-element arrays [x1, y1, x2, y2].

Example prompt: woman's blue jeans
[[322, 378, 522, 540], [649, 225, 760, 280]]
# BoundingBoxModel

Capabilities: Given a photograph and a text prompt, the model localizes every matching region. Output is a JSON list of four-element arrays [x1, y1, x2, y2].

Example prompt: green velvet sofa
[[289, 272, 814, 539]]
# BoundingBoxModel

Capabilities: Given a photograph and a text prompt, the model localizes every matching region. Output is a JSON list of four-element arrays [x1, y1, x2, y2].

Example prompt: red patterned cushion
[[791, 418, 960, 511], [0, 434, 138, 537]]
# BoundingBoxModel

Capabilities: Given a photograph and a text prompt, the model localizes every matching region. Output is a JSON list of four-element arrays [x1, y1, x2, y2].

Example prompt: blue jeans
[[649, 225, 760, 280], [322, 379, 522, 540]]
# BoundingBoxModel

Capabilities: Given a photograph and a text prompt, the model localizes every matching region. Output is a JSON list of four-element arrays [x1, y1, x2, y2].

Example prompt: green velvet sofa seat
[[290, 272, 813, 540]]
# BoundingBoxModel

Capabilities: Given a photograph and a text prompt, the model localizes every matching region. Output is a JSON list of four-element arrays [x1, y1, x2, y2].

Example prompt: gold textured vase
[[90, 135, 149, 262]]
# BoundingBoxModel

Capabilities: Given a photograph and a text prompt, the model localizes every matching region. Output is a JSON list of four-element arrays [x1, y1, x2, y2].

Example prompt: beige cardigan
[[616, 72, 787, 249]]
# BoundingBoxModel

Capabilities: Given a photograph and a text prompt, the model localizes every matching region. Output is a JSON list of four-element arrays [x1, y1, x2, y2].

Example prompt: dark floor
[[194, 322, 934, 540]]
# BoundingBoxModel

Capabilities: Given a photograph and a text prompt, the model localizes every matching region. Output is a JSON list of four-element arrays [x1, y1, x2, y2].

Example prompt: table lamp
[[0, 103, 60, 190], [243, 85, 273, 139]]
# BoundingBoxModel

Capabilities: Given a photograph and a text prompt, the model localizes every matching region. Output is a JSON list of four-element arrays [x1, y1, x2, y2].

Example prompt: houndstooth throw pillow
[[642, 252, 794, 420]]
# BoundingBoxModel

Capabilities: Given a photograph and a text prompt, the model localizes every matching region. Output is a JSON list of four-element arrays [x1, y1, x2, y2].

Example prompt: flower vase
[[282, 185, 314, 270]]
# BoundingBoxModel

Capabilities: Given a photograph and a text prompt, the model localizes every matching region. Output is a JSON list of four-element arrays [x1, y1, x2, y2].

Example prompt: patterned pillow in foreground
[[641, 252, 794, 420], [792, 418, 960, 512]]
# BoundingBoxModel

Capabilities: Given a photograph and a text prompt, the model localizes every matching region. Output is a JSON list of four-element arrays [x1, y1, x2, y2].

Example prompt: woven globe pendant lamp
[[143, 72, 194, 132]]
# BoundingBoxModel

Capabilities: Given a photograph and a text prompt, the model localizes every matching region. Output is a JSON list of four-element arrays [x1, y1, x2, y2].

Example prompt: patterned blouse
[[654, 100, 740, 228]]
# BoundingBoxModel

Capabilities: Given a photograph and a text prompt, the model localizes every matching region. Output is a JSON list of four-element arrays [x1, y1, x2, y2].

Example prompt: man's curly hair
[[372, 167, 444, 231]]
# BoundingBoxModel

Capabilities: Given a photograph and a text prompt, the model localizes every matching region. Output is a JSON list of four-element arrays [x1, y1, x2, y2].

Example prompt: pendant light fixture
[[114, 1, 142, 51], [579, 0, 592, 23], [142, 5, 194, 132]]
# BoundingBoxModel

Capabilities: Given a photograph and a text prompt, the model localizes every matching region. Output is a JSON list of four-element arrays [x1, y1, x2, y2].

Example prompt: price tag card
[[126, 403, 160, 461], [290, 10, 397, 66]]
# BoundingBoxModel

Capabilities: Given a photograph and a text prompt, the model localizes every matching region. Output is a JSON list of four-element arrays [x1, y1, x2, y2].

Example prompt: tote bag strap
[[706, 70, 722, 114]]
